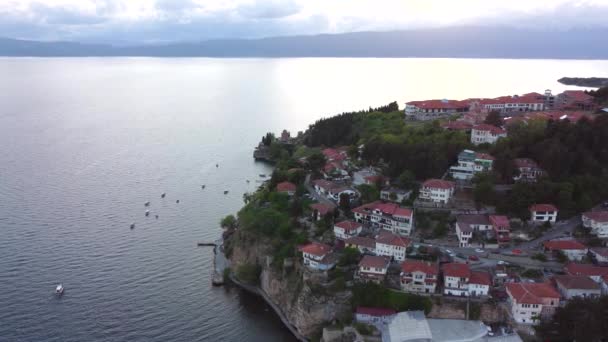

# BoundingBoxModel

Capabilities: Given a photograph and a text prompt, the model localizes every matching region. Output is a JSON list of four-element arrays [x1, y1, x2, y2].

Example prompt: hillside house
[[470, 124, 507, 145], [418, 179, 455, 204], [333, 220, 363, 240], [352, 201, 414, 236], [543, 240, 588, 261], [400, 260, 439, 294], [529, 204, 558, 223], [357, 255, 391, 284], [506, 282, 560, 324], [299, 242, 335, 271], [554, 275, 601, 300], [449, 150, 495, 180], [375, 231, 410, 261], [513, 158, 546, 182], [582, 210, 608, 238]]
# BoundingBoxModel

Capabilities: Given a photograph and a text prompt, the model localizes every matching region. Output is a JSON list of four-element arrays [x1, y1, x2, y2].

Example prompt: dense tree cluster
[[351, 282, 432, 313], [536, 296, 608, 342]]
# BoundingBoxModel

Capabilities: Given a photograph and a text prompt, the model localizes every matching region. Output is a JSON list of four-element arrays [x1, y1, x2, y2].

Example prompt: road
[[505, 216, 581, 251]]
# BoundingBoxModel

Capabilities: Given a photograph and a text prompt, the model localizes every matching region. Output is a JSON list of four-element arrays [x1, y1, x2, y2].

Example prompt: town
[[225, 86, 608, 342]]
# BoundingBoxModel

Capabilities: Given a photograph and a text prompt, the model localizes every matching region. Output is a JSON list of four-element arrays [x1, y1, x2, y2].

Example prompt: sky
[[1, 0, 608, 43]]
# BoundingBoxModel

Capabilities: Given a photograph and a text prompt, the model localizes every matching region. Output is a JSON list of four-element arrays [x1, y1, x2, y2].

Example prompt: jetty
[[211, 239, 226, 286]]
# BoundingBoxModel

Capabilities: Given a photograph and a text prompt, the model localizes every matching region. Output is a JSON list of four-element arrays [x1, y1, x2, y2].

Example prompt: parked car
[[475, 248, 485, 253], [468, 255, 480, 261], [497, 260, 508, 265]]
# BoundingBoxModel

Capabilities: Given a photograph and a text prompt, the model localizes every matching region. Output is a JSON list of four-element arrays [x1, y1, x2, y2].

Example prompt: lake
[[1, 57, 607, 341]]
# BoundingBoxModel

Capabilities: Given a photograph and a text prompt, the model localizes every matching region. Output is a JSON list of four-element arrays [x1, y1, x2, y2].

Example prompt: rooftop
[[359, 255, 390, 270], [506, 282, 560, 304], [376, 231, 410, 248], [543, 240, 587, 251], [298, 242, 331, 257], [422, 179, 455, 190], [472, 124, 506, 135], [554, 275, 600, 290], [352, 200, 413, 218], [530, 203, 558, 212], [309, 203, 335, 215], [276, 181, 296, 192], [334, 220, 362, 232], [583, 210, 608, 223], [442, 263, 471, 278], [401, 260, 439, 276], [565, 263, 608, 277], [355, 306, 396, 317], [344, 236, 376, 249], [469, 271, 492, 286]]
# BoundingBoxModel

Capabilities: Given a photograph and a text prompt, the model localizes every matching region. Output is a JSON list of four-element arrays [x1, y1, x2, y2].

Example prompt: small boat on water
[[201, 185, 206, 189], [259, 174, 266, 177], [176, 200, 180, 203], [161, 193, 166, 198], [145, 210, 150, 217], [155, 215, 159, 219], [144, 201, 150, 207], [55, 284, 64, 295], [224, 191, 229, 194], [246, 180, 250, 183], [130, 223, 135, 229], [216, 164, 219, 168]]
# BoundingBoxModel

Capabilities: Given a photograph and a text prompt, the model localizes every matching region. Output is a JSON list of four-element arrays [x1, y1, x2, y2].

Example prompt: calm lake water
[[1, 58, 607, 342]]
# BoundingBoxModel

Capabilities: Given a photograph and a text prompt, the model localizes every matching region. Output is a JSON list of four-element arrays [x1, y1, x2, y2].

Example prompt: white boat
[[145, 210, 150, 216], [55, 284, 64, 295], [144, 201, 150, 207]]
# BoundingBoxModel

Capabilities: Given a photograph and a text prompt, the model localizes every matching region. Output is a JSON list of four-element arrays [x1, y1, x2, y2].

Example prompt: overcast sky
[[1, 0, 608, 43]]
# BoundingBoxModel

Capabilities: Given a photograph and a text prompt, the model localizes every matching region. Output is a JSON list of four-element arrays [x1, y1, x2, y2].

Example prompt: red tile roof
[[352, 201, 413, 218], [513, 158, 539, 169], [589, 247, 608, 258], [401, 260, 439, 276], [441, 121, 473, 131], [298, 242, 331, 257], [475, 152, 495, 161], [406, 99, 470, 110], [313, 179, 339, 190], [322, 148, 346, 161], [422, 179, 455, 190], [530, 204, 558, 212], [442, 263, 471, 278], [309, 203, 335, 216], [355, 307, 397, 317], [565, 263, 608, 277], [276, 181, 296, 193], [489, 215, 510, 228], [375, 231, 410, 248], [554, 275, 600, 290], [543, 240, 587, 251], [472, 124, 506, 135], [506, 283, 560, 305], [561, 90, 594, 102], [359, 255, 390, 270], [583, 211, 608, 223], [335, 220, 362, 232], [344, 236, 376, 249], [469, 271, 492, 286]]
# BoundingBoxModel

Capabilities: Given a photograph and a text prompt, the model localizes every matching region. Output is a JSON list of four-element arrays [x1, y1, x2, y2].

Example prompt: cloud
[[237, 0, 300, 19]]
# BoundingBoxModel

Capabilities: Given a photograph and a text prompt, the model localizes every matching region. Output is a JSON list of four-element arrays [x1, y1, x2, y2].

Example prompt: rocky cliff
[[227, 231, 352, 338]]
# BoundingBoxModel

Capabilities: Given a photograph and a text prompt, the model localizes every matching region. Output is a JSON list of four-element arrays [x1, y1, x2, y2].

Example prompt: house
[[322, 147, 348, 162], [333, 220, 363, 240], [309, 203, 335, 221], [327, 186, 359, 202], [352, 201, 414, 236], [455, 215, 492, 247], [493, 265, 509, 286], [543, 240, 588, 261], [588, 247, 608, 266], [418, 179, 455, 204], [556, 90, 595, 110], [449, 150, 495, 180], [279, 129, 291, 143], [443, 263, 471, 296], [441, 120, 473, 132], [469, 271, 492, 297], [352, 168, 379, 186], [488, 215, 510, 246], [400, 260, 439, 294], [564, 263, 608, 283], [375, 231, 410, 261], [475, 93, 546, 114], [404, 99, 469, 120], [470, 124, 507, 145], [513, 158, 545, 182], [312, 179, 338, 196], [380, 187, 412, 203], [298, 242, 335, 271], [358, 255, 391, 283], [582, 210, 608, 238], [553, 275, 601, 300], [529, 204, 558, 223], [344, 236, 376, 254], [354, 307, 396, 325], [323, 161, 350, 181], [505, 282, 561, 324], [276, 181, 297, 196]]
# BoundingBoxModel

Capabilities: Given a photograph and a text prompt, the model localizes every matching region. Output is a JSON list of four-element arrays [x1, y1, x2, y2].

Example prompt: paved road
[[506, 216, 581, 251]]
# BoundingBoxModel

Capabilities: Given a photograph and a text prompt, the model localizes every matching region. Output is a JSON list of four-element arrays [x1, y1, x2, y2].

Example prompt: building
[[553, 275, 601, 300], [354, 307, 396, 325], [384, 311, 433, 342], [358, 255, 391, 283], [344, 236, 376, 254], [449, 150, 495, 180], [279, 129, 291, 143], [353, 201, 414, 236], [276, 181, 297, 196], [312, 179, 339, 196], [490, 215, 511, 246], [400, 260, 439, 294], [470, 124, 507, 145], [513, 158, 545, 182], [404, 99, 469, 120], [469, 271, 492, 297], [380, 187, 412, 203], [588, 247, 608, 266], [543, 240, 588, 261], [323, 162, 350, 181], [443, 263, 471, 296], [455, 214, 492, 247], [493, 265, 509, 286], [556, 90, 595, 110], [505, 282, 560, 324], [333, 220, 363, 240], [327, 186, 359, 202], [298, 242, 335, 271], [564, 263, 608, 283], [582, 210, 608, 238], [529, 204, 558, 223], [476, 93, 546, 114], [418, 179, 455, 204], [309, 203, 336, 221], [375, 231, 410, 261], [352, 168, 380, 186]]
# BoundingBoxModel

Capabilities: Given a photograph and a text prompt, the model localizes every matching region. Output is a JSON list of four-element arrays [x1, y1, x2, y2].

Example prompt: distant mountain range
[[2, 26, 608, 59]]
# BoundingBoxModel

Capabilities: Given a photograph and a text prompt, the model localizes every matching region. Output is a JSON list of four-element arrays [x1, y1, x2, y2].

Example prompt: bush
[[521, 269, 543, 279], [338, 247, 361, 266], [532, 253, 548, 262], [351, 283, 432, 313], [236, 263, 261, 285], [354, 322, 373, 335]]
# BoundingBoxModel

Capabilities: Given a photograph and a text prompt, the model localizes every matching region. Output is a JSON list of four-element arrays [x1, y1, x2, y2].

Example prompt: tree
[[339, 193, 351, 212], [484, 110, 503, 127], [307, 152, 326, 172], [356, 184, 380, 204], [338, 247, 361, 266], [220, 214, 237, 230], [473, 181, 495, 205], [398, 170, 416, 189], [536, 297, 608, 341]]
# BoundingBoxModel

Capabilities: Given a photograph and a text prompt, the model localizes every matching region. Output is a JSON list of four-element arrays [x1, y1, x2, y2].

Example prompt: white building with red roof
[[582, 210, 608, 238], [588, 247, 608, 266], [312, 179, 338, 196], [449, 149, 495, 181], [489, 215, 511, 246], [404, 99, 469, 120], [469, 271, 492, 297], [418, 179, 455, 204], [506, 282, 560, 324], [309, 203, 335, 221], [455, 214, 492, 247], [513, 158, 545, 182], [276, 181, 297, 196], [543, 240, 588, 261], [564, 262, 608, 283], [352, 200, 414, 236], [355, 307, 396, 324], [344, 236, 376, 254], [400, 260, 439, 294], [554, 275, 601, 300], [298, 242, 335, 271], [442, 263, 471, 296], [556, 90, 595, 110], [357, 255, 391, 283], [470, 124, 507, 145], [333, 220, 362, 240], [375, 231, 410, 261], [530, 204, 558, 223]]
